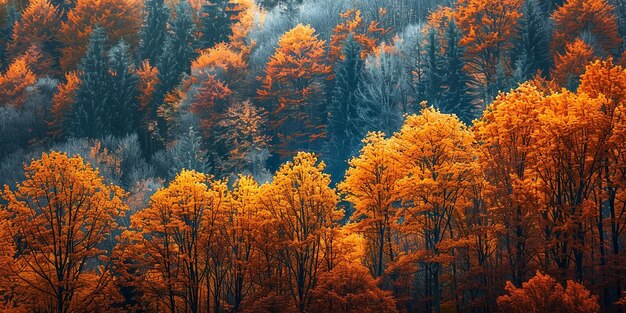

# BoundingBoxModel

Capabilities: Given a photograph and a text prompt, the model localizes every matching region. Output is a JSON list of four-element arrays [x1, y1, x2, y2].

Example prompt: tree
[[392, 107, 479, 313], [421, 29, 445, 108], [107, 40, 139, 137], [216, 100, 271, 181], [512, 0, 551, 81], [58, 0, 142, 71], [474, 82, 546, 287], [49, 71, 80, 138], [0, 151, 128, 312], [328, 9, 385, 64], [8, 0, 61, 70], [310, 263, 398, 313], [551, 0, 621, 56], [327, 36, 365, 177], [0, 54, 37, 107], [199, 0, 239, 49], [66, 27, 109, 138], [530, 90, 608, 281], [256, 152, 342, 312], [139, 0, 169, 66], [122, 170, 227, 313], [357, 46, 409, 137], [497, 271, 600, 313], [258, 24, 331, 160], [170, 0, 195, 76], [441, 20, 474, 124], [455, 0, 523, 103], [338, 132, 402, 277], [551, 39, 595, 90], [168, 126, 210, 177]]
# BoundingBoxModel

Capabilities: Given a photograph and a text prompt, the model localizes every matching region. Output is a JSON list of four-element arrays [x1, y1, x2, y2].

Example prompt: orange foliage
[[455, 0, 523, 97], [8, 0, 60, 62], [0, 55, 37, 107], [58, 0, 143, 70], [258, 24, 331, 157], [192, 43, 246, 85], [0, 152, 128, 312], [190, 74, 233, 138], [338, 132, 402, 277], [551, 39, 595, 88], [551, 0, 621, 56], [49, 71, 80, 138], [310, 263, 398, 313], [497, 271, 599, 313], [329, 9, 385, 63]]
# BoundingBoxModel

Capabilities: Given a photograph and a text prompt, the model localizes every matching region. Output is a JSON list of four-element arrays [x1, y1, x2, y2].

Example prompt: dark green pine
[[140, 0, 169, 66], [107, 41, 140, 137], [441, 21, 475, 124], [68, 27, 109, 138]]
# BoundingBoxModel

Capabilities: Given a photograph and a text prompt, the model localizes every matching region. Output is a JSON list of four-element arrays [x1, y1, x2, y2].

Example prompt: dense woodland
[[1, 0, 626, 312]]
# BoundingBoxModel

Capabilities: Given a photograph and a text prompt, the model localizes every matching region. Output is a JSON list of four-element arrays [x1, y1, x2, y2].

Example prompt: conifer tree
[[442, 21, 474, 124], [67, 27, 108, 138], [107, 41, 139, 137], [1, 4, 20, 70], [139, 0, 169, 66], [169, 126, 209, 177], [327, 36, 364, 178], [422, 29, 445, 107], [170, 0, 195, 76], [199, 0, 239, 49], [513, 0, 551, 80]]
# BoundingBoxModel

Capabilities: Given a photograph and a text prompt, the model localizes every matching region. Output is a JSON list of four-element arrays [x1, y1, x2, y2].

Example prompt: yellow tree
[[392, 107, 480, 313], [473, 83, 546, 286], [530, 90, 609, 281], [257, 24, 331, 158], [0, 151, 128, 312], [255, 152, 342, 312], [122, 170, 227, 313], [577, 59, 626, 303], [338, 132, 402, 277]]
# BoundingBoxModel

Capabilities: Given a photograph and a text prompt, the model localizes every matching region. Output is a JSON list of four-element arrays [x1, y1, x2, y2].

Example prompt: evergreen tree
[[199, 0, 239, 49], [169, 126, 209, 177], [327, 36, 364, 179], [107, 41, 139, 137], [513, 0, 551, 80], [441, 21, 474, 124], [1, 5, 20, 71], [422, 29, 445, 107], [170, 0, 195, 76], [68, 27, 109, 138], [140, 0, 169, 66], [154, 35, 180, 106]]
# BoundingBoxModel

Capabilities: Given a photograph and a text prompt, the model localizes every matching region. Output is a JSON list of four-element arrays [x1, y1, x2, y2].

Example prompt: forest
[[0, 0, 626, 312]]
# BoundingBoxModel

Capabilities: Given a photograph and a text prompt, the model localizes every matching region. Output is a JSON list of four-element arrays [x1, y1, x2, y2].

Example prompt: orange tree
[[392, 107, 480, 313], [257, 24, 331, 160], [0, 151, 128, 312], [338, 132, 402, 278], [254, 152, 342, 312]]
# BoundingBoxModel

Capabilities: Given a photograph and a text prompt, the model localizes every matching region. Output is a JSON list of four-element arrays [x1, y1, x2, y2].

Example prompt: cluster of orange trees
[[2, 59, 626, 312]]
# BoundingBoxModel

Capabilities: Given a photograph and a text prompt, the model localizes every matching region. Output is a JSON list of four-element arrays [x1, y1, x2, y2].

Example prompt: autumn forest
[[0, 0, 626, 312]]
